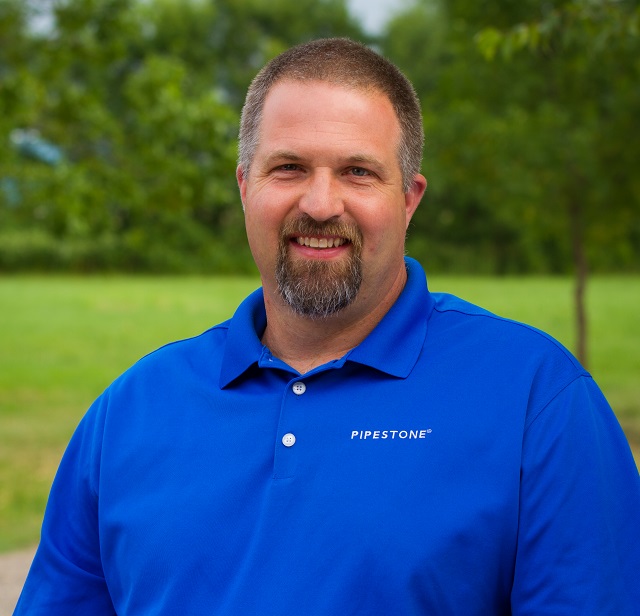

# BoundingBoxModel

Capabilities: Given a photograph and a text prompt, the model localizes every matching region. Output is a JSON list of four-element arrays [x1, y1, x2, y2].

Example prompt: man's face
[[238, 80, 426, 319]]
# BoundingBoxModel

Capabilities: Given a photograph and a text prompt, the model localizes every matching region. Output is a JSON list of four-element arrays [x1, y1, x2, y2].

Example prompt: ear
[[404, 173, 427, 229], [236, 165, 247, 210]]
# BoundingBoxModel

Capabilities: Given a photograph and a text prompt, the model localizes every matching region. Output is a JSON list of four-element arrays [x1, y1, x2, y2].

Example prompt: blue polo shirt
[[16, 258, 640, 615]]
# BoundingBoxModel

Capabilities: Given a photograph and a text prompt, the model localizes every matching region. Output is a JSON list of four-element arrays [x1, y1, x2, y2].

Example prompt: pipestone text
[[351, 429, 432, 440]]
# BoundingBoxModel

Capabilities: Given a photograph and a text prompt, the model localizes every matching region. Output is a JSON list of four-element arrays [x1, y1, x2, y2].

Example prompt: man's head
[[238, 38, 423, 193], [237, 39, 427, 322]]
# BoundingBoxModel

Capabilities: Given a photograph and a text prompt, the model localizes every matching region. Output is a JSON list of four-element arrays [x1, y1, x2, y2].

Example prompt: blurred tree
[[0, 0, 367, 272], [382, 0, 560, 274], [2, 0, 638, 308], [475, 0, 640, 365]]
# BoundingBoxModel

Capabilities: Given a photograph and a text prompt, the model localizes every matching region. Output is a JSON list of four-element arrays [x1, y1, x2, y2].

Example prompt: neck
[[261, 308, 362, 374]]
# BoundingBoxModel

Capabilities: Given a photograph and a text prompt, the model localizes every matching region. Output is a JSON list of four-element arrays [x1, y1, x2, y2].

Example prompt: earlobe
[[405, 174, 427, 226]]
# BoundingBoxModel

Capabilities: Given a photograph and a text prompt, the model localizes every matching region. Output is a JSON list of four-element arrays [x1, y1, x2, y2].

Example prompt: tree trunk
[[569, 199, 588, 368]]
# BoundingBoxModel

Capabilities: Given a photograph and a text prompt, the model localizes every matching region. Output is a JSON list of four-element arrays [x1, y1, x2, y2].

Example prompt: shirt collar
[[218, 287, 267, 388], [219, 257, 434, 387], [345, 257, 433, 377]]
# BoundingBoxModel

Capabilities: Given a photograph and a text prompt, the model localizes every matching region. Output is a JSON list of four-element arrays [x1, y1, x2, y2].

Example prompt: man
[[15, 38, 640, 615]]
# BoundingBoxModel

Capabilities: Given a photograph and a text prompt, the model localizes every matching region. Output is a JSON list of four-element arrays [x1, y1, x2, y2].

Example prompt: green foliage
[[1, 0, 638, 273], [476, 1, 640, 60], [0, 0, 366, 273], [384, 0, 640, 274]]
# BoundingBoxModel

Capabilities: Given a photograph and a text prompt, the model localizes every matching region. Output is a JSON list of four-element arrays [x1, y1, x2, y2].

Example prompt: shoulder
[[430, 291, 583, 370], [109, 320, 231, 393], [424, 291, 590, 420]]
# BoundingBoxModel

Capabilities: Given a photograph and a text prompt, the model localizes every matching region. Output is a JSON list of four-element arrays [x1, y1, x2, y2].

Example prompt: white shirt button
[[292, 382, 306, 395], [282, 433, 296, 447]]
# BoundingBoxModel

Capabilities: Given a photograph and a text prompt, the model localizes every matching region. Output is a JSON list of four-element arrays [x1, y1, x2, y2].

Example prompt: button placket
[[273, 380, 309, 480]]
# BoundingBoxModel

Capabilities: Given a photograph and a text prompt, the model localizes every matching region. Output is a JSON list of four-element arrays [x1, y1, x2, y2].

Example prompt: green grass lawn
[[1, 274, 638, 552]]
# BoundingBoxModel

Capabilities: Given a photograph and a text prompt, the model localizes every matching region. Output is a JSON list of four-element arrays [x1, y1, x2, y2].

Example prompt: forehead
[[255, 80, 401, 162]]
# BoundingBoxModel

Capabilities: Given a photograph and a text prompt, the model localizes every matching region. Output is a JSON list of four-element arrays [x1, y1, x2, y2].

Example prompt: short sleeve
[[512, 375, 640, 614], [13, 393, 116, 615]]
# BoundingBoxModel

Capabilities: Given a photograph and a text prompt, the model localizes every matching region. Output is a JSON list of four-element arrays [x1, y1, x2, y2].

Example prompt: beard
[[275, 215, 364, 319]]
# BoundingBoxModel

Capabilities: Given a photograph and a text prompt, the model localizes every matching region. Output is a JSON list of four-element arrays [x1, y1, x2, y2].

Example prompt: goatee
[[276, 216, 363, 319]]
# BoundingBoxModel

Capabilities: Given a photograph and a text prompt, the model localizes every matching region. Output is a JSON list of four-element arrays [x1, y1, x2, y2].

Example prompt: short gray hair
[[238, 38, 424, 192]]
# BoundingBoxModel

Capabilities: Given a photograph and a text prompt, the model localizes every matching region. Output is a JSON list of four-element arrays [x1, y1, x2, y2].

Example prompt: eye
[[349, 167, 370, 177], [277, 163, 300, 172]]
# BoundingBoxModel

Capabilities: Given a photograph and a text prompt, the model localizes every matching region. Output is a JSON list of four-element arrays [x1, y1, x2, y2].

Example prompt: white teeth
[[295, 236, 346, 248]]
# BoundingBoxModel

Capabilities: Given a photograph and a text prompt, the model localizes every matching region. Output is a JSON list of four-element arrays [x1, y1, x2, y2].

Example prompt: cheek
[[244, 204, 285, 266], [357, 205, 408, 253], [244, 185, 291, 229]]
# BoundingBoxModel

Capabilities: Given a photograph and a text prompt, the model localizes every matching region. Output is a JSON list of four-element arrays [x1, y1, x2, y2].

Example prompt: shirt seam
[[134, 323, 230, 364], [523, 372, 591, 433]]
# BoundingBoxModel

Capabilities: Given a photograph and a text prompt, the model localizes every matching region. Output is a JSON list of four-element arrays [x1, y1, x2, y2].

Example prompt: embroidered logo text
[[351, 429, 433, 440]]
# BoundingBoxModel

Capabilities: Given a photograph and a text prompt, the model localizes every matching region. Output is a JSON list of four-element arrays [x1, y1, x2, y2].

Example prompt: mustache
[[279, 215, 363, 246]]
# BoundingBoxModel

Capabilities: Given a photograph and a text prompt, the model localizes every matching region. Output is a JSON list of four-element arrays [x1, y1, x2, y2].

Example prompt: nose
[[297, 170, 344, 222]]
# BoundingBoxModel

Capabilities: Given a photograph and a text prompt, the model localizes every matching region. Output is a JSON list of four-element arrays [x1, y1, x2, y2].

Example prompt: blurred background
[[1, 0, 639, 583], [2, 0, 638, 278]]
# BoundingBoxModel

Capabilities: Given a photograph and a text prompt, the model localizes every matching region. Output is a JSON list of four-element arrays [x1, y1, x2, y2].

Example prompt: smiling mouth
[[294, 236, 349, 249]]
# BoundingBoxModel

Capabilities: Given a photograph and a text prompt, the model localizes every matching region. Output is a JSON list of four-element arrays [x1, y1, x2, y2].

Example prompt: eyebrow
[[262, 150, 386, 171], [345, 153, 386, 170], [262, 150, 303, 167]]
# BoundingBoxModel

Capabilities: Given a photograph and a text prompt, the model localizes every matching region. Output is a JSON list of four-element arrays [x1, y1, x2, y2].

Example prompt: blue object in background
[[10, 129, 64, 166], [1, 129, 65, 207]]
